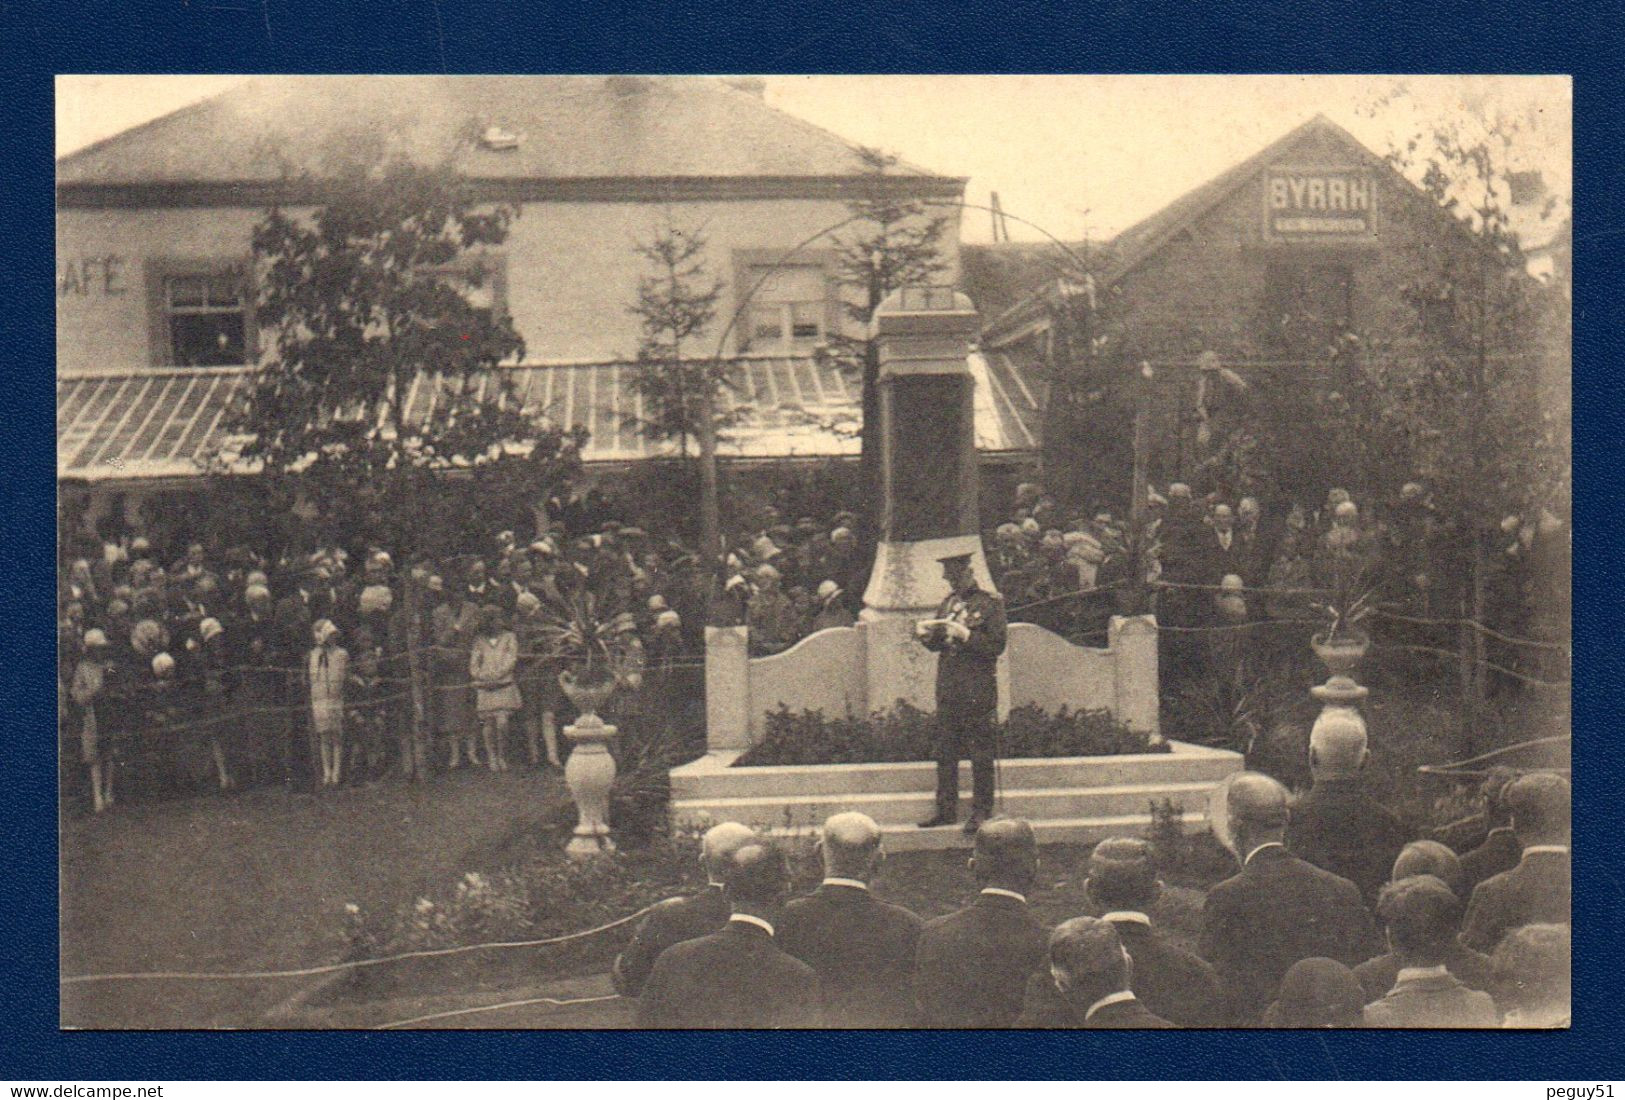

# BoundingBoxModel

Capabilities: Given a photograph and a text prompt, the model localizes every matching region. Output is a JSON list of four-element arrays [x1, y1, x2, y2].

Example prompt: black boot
[[963, 809, 989, 835], [919, 806, 958, 828]]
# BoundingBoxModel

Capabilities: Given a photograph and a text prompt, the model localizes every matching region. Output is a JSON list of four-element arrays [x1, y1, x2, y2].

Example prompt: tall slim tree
[[830, 147, 952, 548], [625, 215, 728, 567]]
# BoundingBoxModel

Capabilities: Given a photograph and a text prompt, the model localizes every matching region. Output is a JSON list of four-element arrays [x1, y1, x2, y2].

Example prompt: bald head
[[700, 822, 758, 883], [1392, 840, 1463, 895], [722, 840, 789, 911], [972, 817, 1038, 891], [1048, 917, 1131, 1001], [1309, 708, 1369, 781], [821, 812, 884, 879]]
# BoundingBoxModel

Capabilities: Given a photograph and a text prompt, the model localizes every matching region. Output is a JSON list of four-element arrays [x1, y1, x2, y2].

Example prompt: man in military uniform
[[915, 552, 1008, 833]]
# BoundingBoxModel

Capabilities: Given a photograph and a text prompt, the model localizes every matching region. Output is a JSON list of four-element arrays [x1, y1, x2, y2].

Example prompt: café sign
[[1264, 168, 1375, 239]]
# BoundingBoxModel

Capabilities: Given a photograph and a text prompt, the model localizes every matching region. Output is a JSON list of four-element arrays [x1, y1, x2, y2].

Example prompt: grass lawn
[[59, 765, 572, 1028]]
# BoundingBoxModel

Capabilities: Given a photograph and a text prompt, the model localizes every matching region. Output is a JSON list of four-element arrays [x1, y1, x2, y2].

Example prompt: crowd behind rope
[[58, 474, 1564, 812], [616, 759, 1570, 1029]]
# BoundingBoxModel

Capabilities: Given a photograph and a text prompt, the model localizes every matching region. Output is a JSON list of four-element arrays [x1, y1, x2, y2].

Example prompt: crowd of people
[[56, 512, 729, 810], [616, 728, 1571, 1029]]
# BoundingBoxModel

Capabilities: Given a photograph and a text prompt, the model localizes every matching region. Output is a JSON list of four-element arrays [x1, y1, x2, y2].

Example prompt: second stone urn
[[560, 671, 619, 860]]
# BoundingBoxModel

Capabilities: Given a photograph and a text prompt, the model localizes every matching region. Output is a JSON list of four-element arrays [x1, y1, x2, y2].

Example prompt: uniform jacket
[[612, 885, 731, 997], [635, 918, 823, 1029], [1198, 844, 1378, 1025], [915, 891, 1048, 1028], [778, 883, 925, 1028], [1353, 942, 1494, 1005], [920, 584, 1008, 714], [1286, 779, 1409, 909], [1461, 849, 1571, 953], [1459, 827, 1522, 896], [1013, 914, 1224, 1028], [1361, 967, 1499, 1028]]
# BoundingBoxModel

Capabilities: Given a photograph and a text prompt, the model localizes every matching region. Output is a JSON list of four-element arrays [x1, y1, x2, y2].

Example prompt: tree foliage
[[228, 157, 586, 558]]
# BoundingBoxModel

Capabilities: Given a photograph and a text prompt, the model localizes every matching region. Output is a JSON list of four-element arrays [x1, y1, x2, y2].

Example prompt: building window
[[740, 263, 830, 352], [415, 253, 507, 326], [162, 270, 250, 366]]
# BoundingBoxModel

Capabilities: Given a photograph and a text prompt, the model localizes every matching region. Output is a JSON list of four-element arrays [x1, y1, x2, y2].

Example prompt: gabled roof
[[57, 355, 1042, 482], [58, 76, 960, 193], [980, 114, 1506, 347]]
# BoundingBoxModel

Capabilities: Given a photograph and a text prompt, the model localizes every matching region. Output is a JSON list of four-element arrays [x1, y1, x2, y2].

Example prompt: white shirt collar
[[1395, 964, 1451, 983], [980, 887, 1027, 904], [822, 878, 869, 891], [729, 913, 775, 937], [1084, 990, 1138, 1021], [1245, 841, 1286, 865], [1523, 844, 1570, 857], [1101, 910, 1152, 927]]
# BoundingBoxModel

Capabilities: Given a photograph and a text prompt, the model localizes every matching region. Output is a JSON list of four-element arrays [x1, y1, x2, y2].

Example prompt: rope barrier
[[374, 992, 622, 1029], [1373, 608, 1572, 653], [1369, 642, 1571, 690], [59, 904, 653, 986]]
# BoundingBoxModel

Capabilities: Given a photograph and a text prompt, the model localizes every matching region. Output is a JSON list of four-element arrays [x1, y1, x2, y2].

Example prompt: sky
[[56, 74, 1570, 245]]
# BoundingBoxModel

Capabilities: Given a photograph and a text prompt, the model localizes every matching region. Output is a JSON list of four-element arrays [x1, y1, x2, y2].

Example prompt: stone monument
[[859, 286, 1001, 713]]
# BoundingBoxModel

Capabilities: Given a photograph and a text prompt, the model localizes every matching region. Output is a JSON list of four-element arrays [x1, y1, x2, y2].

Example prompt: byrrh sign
[[1265, 168, 1376, 239]]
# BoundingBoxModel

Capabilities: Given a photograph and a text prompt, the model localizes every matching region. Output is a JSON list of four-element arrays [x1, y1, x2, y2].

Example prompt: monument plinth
[[860, 287, 1000, 714]]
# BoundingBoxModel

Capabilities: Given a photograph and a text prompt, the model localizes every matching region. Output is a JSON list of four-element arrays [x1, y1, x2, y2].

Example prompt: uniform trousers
[[935, 703, 997, 816]]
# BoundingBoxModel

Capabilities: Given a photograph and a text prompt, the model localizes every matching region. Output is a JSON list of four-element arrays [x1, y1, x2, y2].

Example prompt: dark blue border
[[6, 0, 1621, 1080]]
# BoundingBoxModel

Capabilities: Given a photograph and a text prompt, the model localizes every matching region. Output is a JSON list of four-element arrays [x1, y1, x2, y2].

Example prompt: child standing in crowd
[[470, 604, 520, 772], [308, 619, 349, 787], [69, 629, 116, 812]]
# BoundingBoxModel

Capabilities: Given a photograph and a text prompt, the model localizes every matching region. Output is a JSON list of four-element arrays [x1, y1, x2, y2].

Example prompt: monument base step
[[758, 809, 1211, 852]]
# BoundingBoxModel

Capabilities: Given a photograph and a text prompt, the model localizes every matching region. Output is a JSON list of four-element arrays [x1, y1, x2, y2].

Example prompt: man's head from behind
[[1392, 840, 1464, 896], [1226, 772, 1290, 859], [699, 821, 757, 885], [1048, 917, 1131, 1007], [1376, 874, 1462, 967], [1506, 771, 1571, 846], [971, 817, 1038, 893], [819, 812, 884, 882], [1492, 923, 1570, 1018], [722, 839, 789, 914], [1085, 836, 1160, 913], [1308, 708, 1369, 781]]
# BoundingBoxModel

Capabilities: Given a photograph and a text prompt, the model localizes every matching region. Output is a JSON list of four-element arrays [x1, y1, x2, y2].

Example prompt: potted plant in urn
[[535, 588, 644, 858]]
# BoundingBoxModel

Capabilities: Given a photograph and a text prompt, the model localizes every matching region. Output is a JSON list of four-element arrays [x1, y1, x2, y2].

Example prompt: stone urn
[[559, 670, 618, 859], [1310, 631, 1370, 677]]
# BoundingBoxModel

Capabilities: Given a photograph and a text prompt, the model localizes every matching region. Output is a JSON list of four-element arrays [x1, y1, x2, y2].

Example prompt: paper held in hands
[[916, 619, 968, 641]]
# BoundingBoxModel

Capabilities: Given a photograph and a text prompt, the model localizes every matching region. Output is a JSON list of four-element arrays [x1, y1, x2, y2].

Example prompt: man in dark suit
[[778, 812, 925, 1028], [1021, 836, 1223, 1027], [635, 838, 823, 1029], [916, 552, 1008, 833], [1459, 767, 1524, 895], [1016, 917, 1173, 1028], [1462, 772, 1571, 953], [1286, 709, 1408, 909], [1199, 772, 1378, 1025], [1362, 875, 1499, 1027], [612, 821, 756, 997], [1353, 840, 1493, 1003], [915, 817, 1048, 1028]]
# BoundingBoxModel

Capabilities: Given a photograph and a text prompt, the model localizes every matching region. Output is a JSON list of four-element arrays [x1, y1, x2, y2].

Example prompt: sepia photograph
[[55, 73, 1571, 1033]]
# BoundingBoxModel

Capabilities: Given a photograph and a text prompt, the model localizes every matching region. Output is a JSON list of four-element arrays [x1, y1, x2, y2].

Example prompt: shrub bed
[[733, 702, 1167, 767]]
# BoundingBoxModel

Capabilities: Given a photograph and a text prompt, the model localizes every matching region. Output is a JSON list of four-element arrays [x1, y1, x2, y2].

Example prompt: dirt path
[[60, 767, 568, 1028]]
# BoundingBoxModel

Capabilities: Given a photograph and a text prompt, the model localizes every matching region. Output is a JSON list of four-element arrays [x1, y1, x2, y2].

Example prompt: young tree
[[228, 157, 583, 559], [625, 215, 727, 566], [829, 148, 952, 546]]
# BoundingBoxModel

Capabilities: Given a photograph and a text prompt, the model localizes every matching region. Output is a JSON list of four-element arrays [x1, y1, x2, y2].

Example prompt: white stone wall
[[707, 613, 1161, 750]]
